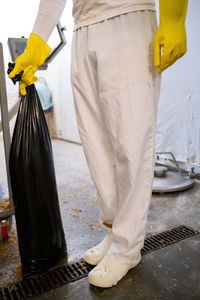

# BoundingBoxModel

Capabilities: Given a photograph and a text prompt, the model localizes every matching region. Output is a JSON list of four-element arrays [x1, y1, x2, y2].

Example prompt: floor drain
[[0, 225, 199, 300], [0, 260, 93, 300], [141, 225, 199, 255]]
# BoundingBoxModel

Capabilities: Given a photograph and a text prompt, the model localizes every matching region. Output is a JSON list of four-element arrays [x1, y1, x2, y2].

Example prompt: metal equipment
[[0, 22, 66, 239], [8, 21, 66, 70], [0, 42, 14, 239], [153, 152, 195, 193]]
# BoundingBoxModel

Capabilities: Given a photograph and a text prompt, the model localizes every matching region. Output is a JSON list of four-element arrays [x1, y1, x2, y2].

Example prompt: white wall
[[1, 0, 200, 166], [155, 0, 200, 167]]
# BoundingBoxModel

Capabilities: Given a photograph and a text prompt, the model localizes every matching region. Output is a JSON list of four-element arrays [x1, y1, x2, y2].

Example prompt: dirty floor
[[0, 139, 200, 299]]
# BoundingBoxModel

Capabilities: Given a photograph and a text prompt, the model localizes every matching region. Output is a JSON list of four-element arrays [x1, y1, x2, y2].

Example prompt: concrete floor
[[31, 234, 200, 300], [0, 139, 200, 299]]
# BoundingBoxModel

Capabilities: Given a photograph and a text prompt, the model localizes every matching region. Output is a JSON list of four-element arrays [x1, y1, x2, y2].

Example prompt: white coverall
[[33, 0, 161, 265]]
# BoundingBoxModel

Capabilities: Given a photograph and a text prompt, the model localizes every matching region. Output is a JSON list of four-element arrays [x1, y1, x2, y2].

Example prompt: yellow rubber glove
[[154, 0, 188, 74], [8, 33, 52, 95]]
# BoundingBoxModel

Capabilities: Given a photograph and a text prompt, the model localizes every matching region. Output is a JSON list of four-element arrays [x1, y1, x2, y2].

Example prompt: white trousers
[[71, 10, 161, 265]]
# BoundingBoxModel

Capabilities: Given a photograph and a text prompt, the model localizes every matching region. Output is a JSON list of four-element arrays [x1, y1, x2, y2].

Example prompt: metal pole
[[0, 42, 14, 218], [45, 22, 67, 64], [0, 100, 19, 132]]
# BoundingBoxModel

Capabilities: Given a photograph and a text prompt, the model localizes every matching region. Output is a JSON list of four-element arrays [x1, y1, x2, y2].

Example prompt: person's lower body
[[71, 10, 161, 287]]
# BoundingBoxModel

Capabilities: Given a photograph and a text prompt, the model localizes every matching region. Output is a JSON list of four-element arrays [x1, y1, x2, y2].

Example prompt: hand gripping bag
[[9, 84, 67, 276]]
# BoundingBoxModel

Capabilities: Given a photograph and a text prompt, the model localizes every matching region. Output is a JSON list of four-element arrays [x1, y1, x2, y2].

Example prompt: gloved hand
[[8, 33, 52, 95], [154, 0, 188, 74]]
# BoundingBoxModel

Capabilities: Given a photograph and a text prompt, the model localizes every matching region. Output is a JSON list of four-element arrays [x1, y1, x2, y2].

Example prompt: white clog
[[88, 253, 141, 288], [84, 233, 112, 265]]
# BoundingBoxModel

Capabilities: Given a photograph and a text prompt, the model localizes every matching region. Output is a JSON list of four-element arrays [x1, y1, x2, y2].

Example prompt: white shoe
[[84, 233, 112, 265], [88, 253, 141, 288]]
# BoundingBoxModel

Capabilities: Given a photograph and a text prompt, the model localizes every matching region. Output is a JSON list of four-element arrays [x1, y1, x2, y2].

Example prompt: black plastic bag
[[9, 84, 67, 276]]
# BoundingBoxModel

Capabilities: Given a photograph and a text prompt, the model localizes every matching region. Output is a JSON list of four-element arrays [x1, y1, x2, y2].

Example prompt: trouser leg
[[71, 28, 118, 224], [94, 11, 160, 264]]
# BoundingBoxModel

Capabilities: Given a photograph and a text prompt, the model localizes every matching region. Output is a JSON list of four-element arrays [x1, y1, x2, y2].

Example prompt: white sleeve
[[32, 0, 67, 42]]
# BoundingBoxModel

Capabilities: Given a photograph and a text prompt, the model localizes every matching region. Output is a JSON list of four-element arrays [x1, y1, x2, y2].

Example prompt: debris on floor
[[72, 208, 83, 218], [63, 200, 69, 204], [0, 264, 22, 288], [86, 221, 103, 232], [0, 229, 19, 258], [79, 183, 88, 190], [0, 228, 21, 288], [72, 208, 83, 213], [0, 198, 10, 211], [89, 193, 98, 202]]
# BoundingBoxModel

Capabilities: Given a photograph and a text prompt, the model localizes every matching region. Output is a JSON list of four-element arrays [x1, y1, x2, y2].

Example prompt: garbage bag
[[9, 84, 67, 276]]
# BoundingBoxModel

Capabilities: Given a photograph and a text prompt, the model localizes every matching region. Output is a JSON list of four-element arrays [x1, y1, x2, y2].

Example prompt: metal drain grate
[[0, 225, 199, 300], [0, 260, 93, 300], [141, 225, 199, 255]]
